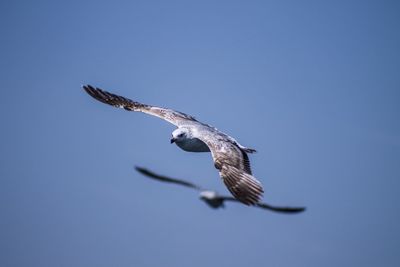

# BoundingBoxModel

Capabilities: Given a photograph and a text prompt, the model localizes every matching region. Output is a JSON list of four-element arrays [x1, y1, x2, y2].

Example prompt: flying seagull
[[135, 166, 305, 213], [83, 85, 263, 205]]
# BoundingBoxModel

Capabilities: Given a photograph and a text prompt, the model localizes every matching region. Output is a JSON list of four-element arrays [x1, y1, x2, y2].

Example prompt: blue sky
[[1, 1, 399, 266]]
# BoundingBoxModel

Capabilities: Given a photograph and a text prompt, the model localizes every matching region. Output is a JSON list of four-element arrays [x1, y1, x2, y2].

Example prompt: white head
[[170, 127, 191, 144], [199, 190, 218, 200]]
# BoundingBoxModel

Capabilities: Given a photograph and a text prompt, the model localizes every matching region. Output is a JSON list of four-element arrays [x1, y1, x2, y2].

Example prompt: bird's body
[[174, 137, 210, 152], [199, 191, 226, 208], [83, 85, 263, 205]]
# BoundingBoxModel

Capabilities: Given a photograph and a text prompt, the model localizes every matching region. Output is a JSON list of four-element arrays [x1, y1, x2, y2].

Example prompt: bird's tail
[[236, 141, 257, 153], [242, 147, 257, 153], [239, 145, 257, 153]]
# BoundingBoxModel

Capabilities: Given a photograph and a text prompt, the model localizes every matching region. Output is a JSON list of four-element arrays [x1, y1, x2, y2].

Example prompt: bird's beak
[[170, 138, 176, 144]]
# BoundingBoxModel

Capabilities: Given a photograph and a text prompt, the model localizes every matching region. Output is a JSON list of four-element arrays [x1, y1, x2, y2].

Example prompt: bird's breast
[[175, 138, 210, 152]]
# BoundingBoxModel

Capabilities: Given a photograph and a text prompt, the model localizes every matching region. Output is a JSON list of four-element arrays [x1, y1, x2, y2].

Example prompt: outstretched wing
[[194, 131, 263, 205], [221, 196, 305, 213], [135, 166, 202, 190], [255, 202, 306, 213], [83, 85, 198, 127]]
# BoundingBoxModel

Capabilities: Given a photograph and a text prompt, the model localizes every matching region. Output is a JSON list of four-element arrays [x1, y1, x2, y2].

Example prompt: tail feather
[[238, 145, 257, 153]]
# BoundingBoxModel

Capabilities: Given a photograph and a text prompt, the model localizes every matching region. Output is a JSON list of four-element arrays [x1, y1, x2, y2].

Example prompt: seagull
[[83, 85, 263, 205], [135, 166, 305, 213]]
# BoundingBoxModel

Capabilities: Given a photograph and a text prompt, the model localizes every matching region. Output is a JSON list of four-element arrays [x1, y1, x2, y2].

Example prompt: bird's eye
[[178, 133, 184, 137]]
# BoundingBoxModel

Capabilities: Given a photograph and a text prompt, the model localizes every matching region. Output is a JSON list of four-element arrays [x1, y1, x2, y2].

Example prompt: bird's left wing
[[83, 85, 199, 127], [135, 166, 202, 190]]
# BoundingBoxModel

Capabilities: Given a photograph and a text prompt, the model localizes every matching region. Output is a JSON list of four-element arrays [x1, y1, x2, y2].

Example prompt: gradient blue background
[[1, 1, 399, 266]]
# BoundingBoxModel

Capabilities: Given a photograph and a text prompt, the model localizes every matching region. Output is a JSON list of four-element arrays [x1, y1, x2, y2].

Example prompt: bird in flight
[[83, 85, 263, 205], [135, 166, 305, 213]]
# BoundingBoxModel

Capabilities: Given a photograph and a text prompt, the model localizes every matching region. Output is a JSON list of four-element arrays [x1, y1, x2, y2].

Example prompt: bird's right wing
[[221, 196, 306, 214], [83, 85, 199, 127], [255, 202, 306, 213], [194, 131, 264, 206], [135, 166, 202, 190]]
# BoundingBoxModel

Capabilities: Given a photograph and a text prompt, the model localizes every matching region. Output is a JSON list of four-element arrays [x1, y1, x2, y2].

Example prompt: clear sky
[[1, 1, 399, 266]]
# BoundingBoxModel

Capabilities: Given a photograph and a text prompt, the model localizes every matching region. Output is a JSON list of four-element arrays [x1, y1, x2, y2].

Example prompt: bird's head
[[171, 128, 190, 144], [199, 190, 218, 200]]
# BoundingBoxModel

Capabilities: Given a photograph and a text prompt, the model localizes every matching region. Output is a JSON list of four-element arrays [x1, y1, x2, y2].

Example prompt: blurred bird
[[84, 85, 263, 205], [135, 166, 305, 214]]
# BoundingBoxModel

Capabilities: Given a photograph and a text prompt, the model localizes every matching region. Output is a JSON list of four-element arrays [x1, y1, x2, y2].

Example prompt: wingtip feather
[[221, 165, 264, 205]]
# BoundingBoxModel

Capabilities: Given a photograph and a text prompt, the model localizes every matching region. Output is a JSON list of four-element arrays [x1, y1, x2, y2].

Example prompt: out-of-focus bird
[[135, 166, 306, 214]]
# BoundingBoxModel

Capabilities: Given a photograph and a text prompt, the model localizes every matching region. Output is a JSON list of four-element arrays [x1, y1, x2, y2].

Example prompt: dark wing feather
[[241, 150, 252, 175], [255, 202, 306, 213], [221, 196, 306, 213], [135, 166, 201, 190], [83, 85, 198, 126]]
